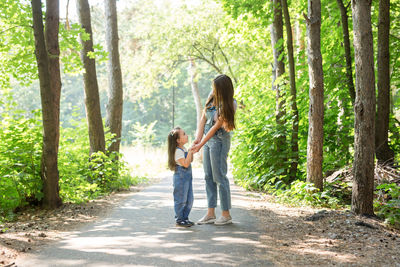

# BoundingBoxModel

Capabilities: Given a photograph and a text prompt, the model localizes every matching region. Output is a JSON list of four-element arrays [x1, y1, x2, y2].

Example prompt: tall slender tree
[[31, 0, 62, 208], [77, 0, 106, 154], [351, 0, 375, 215], [281, 0, 299, 182], [376, 0, 394, 165], [105, 0, 124, 155], [336, 0, 356, 104], [271, 0, 287, 177], [305, 0, 324, 191]]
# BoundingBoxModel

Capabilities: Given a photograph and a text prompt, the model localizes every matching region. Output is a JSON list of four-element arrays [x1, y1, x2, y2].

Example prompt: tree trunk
[[376, 0, 394, 165], [31, 0, 62, 209], [351, 0, 375, 215], [336, 0, 356, 104], [188, 58, 202, 126], [77, 0, 106, 155], [305, 0, 324, 191], [104, 0, 123, 155], [281, 0, 299, 183], [271, 0, 287, 176], [335, 0, 353, 160]]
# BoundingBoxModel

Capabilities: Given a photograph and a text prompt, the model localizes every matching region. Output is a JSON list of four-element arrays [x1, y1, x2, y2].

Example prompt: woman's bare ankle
[[221, 210, 230, 217], [207, 208, 216, 218]]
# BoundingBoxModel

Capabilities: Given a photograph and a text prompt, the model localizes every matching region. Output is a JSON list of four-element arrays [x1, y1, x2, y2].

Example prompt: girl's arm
[[194, 111, 206, 144], [176, 150, 193, 168], [193, 119, 223, 151]]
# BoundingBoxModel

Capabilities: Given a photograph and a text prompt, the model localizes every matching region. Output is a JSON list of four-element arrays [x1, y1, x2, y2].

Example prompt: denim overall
[[203, 105, 232, 211], [173, 148, 193, 223]]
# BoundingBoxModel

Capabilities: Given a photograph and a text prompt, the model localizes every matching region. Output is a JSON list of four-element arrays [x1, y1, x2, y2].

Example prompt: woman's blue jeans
[[173, 165, 193, 222], [203, 130, 231, 211]]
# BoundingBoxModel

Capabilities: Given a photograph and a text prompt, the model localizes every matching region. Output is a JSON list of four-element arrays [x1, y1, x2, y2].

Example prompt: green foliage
[[269, 180, 349, 209], [0, 94, 42, 219], [59, 23, 86, 75], [374, 183, 400, 227], [129, 121, 157, 146], [225, 0, 357, 190], [232, 113, 295, 188], [0, 96, 143, 218], [58, 118, 144, 203], [0, 0, 36, 87]]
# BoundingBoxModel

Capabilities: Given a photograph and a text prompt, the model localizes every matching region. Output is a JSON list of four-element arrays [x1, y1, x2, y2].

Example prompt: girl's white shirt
[[175, 146, 187, 166]]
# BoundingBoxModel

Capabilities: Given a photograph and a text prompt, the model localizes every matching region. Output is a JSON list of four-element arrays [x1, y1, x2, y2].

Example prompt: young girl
[[192, 74, 236, 225], [168, 127, 194, 227]]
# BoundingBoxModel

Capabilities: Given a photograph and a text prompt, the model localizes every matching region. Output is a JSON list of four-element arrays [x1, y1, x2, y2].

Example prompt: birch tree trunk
[[351, 0, 375, 215], [105, 0, 123, 154], [305, 0, 324, 191], [77, 0, 106, 154], [188, 58, 202, 126], [376, 0, 394, 165], [31, 0, 62, 209]]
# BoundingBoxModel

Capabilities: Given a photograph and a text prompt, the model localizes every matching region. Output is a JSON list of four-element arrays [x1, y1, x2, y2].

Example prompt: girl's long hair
[[208, 74, 236, 131], [167, 127, 181, 171]]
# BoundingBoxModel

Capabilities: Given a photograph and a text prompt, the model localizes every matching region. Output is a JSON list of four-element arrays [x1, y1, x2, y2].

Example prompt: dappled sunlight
[[251, 203, 397, 266], [17, 170, 271, 266], [212, 236, 262, 246], [16, 167, 398, 266]]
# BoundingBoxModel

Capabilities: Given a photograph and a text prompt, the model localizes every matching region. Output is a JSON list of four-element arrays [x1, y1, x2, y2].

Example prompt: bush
[[0, 106, 43, 219], [374, 183, 400, 227], [0, 100, 144, 220], [269, 180, 347, 209], [58, 118, 144, 203]]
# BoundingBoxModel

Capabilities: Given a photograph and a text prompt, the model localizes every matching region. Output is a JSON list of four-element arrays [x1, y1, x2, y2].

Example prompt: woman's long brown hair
[[167, 127, 181, 171], [209, 74, 236, 131]]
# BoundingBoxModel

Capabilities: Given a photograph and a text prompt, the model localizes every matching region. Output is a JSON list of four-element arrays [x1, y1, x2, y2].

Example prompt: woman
[[192, 74, 236, 225]]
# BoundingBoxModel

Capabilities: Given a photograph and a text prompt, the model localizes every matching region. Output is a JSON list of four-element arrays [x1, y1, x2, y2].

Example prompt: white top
[[175, 147, 187, 166]]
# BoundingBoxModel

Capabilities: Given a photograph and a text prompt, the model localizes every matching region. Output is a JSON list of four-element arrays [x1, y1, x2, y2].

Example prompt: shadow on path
[[16, 169, 272, 267]]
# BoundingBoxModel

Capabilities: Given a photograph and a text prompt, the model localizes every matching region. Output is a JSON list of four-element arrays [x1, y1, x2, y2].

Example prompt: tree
[[281, 0, 299, 182], [336, 0, 355, 104], [305, 0, 324, 191], [188, 58, 202, 126], [104, 0, 124, 155], [77, 0, 106, 154], [351, 0, 375, 215], [31, 0, 62, 209], [271, 0, 287, 177], [376, 0, 394, 165]]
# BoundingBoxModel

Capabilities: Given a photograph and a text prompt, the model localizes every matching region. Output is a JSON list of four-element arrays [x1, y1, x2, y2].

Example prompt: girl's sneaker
[[197, 214, 216, 225], [185, 220, 195, 226], [176, 220, 192, 227]]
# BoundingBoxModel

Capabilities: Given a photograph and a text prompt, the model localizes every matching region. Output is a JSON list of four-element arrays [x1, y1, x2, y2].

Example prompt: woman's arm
[[177, 150, 193, 168], [194, 111, 206, 144], [193, 119, 223, 152]]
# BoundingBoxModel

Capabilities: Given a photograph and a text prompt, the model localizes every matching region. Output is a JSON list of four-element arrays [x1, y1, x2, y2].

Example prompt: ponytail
[[167, 127, 181, 171]]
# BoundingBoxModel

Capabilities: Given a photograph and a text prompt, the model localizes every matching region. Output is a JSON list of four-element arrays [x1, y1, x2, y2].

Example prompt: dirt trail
[[1, 168, 399, 266]]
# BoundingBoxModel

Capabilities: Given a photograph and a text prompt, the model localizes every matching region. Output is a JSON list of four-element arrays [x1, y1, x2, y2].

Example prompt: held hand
[[193, 137, 201, 145], [192, 144, 201, 153]]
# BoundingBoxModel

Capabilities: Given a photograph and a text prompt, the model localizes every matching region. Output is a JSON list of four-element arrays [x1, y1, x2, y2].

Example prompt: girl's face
[[177, 129, 188, 146]]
